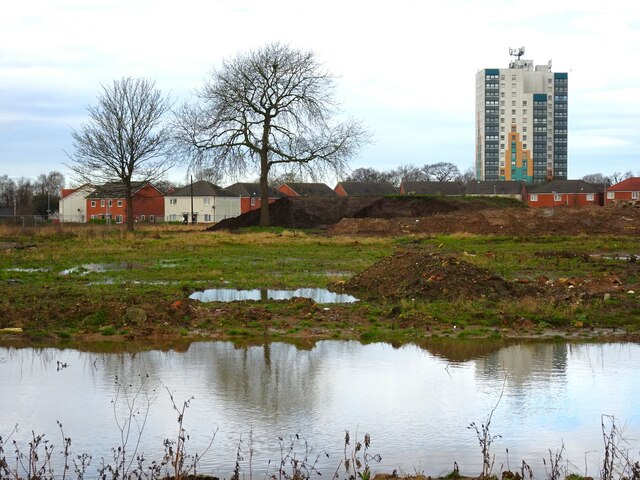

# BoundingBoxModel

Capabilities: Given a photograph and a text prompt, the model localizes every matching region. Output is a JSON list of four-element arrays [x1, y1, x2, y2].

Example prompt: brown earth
[[210, 195, 640, 236], [336, 248, 529, 301], [336, 247, 637, 304], [330, 204, 640, 236]]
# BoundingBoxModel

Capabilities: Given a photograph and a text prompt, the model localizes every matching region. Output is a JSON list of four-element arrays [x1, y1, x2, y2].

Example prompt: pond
[[2, 341, 639, 479]]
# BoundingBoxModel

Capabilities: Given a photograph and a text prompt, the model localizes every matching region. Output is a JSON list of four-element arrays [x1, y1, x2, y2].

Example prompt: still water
[[2, 341, 639, 478]]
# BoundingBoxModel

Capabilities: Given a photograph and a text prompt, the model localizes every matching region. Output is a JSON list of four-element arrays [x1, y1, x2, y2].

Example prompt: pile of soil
[[337, 248, 525, 301], [330, 205, 640, 236], [209, 196, 520, 231], [210, 195, 640, 236]]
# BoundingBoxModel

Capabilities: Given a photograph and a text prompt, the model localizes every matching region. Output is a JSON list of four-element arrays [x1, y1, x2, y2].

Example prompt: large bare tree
[[68, 77, 174, 231], [176, 42, 368, 226]]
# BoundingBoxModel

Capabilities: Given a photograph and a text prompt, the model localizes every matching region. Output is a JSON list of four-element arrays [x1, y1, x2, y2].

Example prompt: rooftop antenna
[[509, 46, 525, 67]]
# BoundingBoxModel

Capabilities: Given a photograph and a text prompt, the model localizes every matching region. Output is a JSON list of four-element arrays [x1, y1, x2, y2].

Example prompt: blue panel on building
[[554, 72, 568, 79], [533, 94, 547, 102], [485, 69, 499, 75]]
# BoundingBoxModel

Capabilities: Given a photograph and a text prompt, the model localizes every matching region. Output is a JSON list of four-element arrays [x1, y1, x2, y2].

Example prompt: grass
[[1, 223, 639, 345]]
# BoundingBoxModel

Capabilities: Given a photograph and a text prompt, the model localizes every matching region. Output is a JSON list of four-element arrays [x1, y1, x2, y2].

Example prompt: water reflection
[[189, 287, 359, 303], [2, 341, 639, 479]]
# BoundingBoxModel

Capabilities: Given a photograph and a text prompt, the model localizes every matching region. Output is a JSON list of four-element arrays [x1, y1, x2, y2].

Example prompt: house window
[[250, 197, 257, 206], [117, 200, 123, 207], [554, 194, 562, 202], [530, 194, 538, 202], [108, 200, 113, 207], [150, 215, 155, 223], [100, 200, 105, 207], [586, 193, 594, 201], [91, 215, 96, 219], [91, 200, 96, 207], [170, 198, 177, 205], [115, 215, 123, 224], [607, 192, 615, 199], [203, 197, 211, 205], [141, 215, 146, 221], [632, 192, 639, 199], [203, 214, 212, 222]]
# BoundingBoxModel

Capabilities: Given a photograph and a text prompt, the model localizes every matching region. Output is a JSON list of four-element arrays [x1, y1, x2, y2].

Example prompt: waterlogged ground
[[1, 225, 639, 346]]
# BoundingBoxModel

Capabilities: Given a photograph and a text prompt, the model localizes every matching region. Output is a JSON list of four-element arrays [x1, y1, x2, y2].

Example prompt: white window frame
[[554, 194, 562, 202], [170, 198, 177, 205], [586, 193, 594, 202], [115, 215, 123, 224], [117, 200, 123, 207], [203, 197, 211, 205], [150, 215, 154, 223], [108, 199, 113, 207], [530, 194, 538, 202], [632, 192, 639, 200], [91, 200, 96, 207], [607, 192, 615, 200], [100, 199, 105, 207]]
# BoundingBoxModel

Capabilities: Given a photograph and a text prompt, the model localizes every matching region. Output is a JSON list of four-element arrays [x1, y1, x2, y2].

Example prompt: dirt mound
[[210, 196, 520, 231], [210, 196, 378, 230], [330, 206, 640, 236], [338, 248, 523, 301]]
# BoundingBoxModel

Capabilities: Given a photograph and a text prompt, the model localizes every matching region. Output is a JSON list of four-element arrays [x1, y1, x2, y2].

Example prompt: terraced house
[[86, 182, 164, 223]]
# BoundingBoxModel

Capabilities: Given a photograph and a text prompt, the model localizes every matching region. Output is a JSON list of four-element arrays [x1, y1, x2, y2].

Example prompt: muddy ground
[[211, 195, 640, 236]]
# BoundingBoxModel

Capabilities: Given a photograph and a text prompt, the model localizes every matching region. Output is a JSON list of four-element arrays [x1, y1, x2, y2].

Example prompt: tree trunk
[[125, 184, 135, 232], [259, 154, 270, 227]]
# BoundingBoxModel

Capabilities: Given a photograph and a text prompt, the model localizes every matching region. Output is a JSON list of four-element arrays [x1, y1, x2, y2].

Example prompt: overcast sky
[[2, 0, 639, 186]]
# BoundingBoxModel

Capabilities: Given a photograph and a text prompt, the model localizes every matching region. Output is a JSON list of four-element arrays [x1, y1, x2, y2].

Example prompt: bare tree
[[0, 175, 16, 209], [389, 164, 429, 187], [458, 167, 477, 185], [345, 167, 393, 183], [176, 42, 368, 226], [67, 77, 174, 231], [582, 173, 610, 186], [429, 162, 461, 182]]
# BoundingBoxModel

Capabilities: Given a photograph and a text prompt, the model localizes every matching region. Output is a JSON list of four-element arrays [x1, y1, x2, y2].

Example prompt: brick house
[[59, 184, 94, 222], [399, 181, 465, 195], [224, 182, 283, 214], [277, 182, 337, 197], [334, 181, 397, 196], [605, 177, 640, 205], [86, 182, 165, 223], [526, 180, 602, 208]]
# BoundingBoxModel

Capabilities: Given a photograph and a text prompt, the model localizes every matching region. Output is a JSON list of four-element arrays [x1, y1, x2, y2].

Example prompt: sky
[[2, 0, 639, 187]]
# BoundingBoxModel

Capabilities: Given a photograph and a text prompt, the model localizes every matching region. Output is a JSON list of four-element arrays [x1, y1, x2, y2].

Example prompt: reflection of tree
[[477, 343, 568, 386], [194, 342, 322, 415], [418, 338, 507, 363]]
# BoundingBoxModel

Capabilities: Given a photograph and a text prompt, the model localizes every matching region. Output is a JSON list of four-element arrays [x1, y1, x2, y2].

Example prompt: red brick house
[[605, 177, 640, 205], [526, 180, 603, 208], [86, 182, 165, 223], [277, 182, 337, 197], [334, 181, 397, 196], [224, 182, 283, 214]]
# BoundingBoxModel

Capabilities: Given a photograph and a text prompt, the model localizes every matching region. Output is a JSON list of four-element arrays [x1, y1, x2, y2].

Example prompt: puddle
[[6, 267, 51, 273], [189, 288, 358, 303], [59, 262, 142, 276], [590, 254, 638, 262]]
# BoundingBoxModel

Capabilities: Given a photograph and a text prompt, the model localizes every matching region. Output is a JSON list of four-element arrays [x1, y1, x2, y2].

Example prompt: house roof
[[225, 182, 283, 198], [528, 180, 601, 194], [466, 181, 525, 195], [335, 181, 398, 196], [61, 184, 94, 199], [609, 177, 640, 192], [169, 180, 238, 197], [280, 182, 337, 197], [401, 181, 465, 195], [87, 182, 150, 199]]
